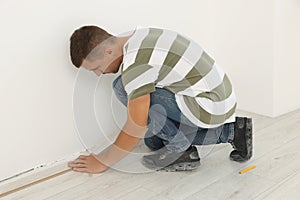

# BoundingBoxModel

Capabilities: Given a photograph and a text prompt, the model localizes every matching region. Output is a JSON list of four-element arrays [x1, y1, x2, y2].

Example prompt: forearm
[[95, 126, 147, 167], [96, 93, 150, 168]]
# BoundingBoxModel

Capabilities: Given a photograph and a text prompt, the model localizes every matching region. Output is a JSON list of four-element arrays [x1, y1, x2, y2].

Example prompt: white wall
[[0, 0, 81, 181], [210, 0, 275, 116], [1, 0, 299, 181], [208, 0, 300, 117], [0, 0, 213, 181], [273, 0, 300, 116]]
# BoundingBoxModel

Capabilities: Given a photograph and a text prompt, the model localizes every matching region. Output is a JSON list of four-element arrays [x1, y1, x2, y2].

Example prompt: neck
[[110, 35, 131, 73], [116, 35, 131, 50]]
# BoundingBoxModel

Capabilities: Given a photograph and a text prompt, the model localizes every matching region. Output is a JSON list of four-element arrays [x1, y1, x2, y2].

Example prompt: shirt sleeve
[[121, 63, 157, 101]]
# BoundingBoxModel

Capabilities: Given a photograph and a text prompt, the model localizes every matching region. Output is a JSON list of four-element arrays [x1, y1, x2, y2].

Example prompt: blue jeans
[[112, 75, 234, 152]]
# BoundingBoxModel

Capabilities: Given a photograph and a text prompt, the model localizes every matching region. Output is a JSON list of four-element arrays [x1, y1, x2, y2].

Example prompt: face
[[82, 46, 123, 76]]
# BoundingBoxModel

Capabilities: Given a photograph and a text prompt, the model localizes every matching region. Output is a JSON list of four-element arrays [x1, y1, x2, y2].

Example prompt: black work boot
[[142, 146, 200, 172], [229, 117, 253, 162]]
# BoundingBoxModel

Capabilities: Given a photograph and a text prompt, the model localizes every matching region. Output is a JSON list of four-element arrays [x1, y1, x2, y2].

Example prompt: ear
[[104, 48, 113, 55]]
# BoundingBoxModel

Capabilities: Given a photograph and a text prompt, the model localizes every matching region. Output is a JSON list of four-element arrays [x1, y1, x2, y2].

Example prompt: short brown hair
[[69, 25, 113, 68]]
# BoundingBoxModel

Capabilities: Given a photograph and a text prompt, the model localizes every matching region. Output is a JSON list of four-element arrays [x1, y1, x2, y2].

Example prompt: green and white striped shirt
[[121, 27, 236, 128]]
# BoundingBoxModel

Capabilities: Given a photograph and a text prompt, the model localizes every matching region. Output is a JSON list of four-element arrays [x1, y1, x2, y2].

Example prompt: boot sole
[[160, 161, 200, 172], [142, 159, 200, 172], [230, 150, 249, 162]]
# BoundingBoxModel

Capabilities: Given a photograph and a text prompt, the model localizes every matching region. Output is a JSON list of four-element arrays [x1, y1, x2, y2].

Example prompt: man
[[68, 25, 253, 173]]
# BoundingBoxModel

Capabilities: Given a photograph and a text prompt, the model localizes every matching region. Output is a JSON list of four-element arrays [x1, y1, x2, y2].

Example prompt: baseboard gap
[[0, 150, 88, 198]]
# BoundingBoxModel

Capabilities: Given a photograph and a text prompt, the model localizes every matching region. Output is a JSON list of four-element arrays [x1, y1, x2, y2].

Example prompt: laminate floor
[[2, 109, 300, 200]]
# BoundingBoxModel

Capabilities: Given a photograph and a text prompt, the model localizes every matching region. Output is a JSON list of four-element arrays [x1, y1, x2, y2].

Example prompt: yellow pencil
[[239, 165, 256, 174]]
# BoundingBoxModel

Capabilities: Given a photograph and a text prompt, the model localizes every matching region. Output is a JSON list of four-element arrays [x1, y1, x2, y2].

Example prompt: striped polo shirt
[[120, 27, 236, 128]]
